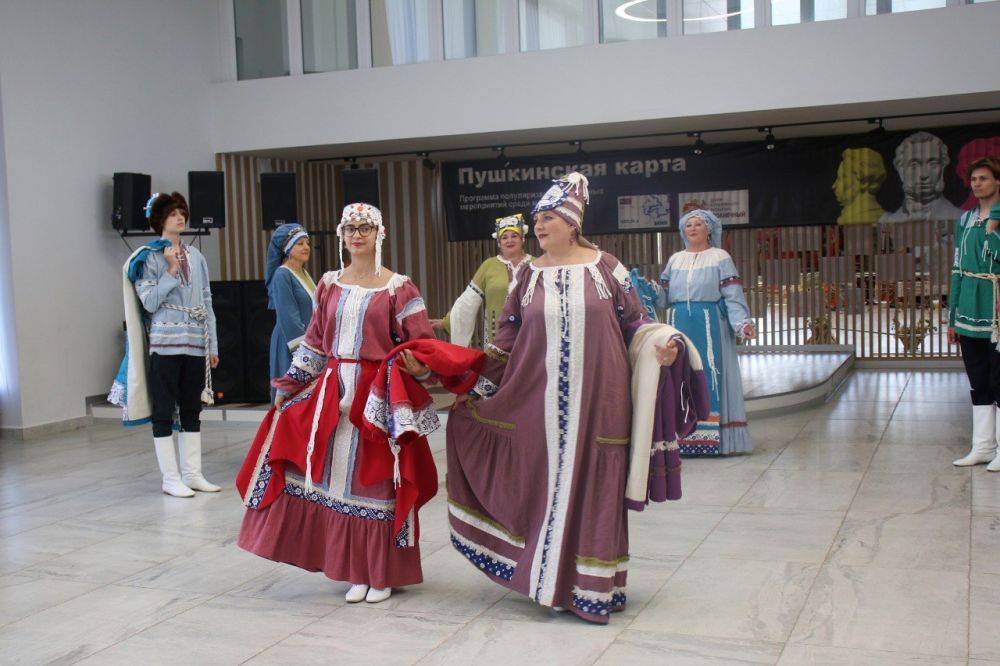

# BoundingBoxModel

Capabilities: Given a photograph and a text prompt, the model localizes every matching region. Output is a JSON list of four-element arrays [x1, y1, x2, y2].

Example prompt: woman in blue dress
[[658, 209, 756, 455], [265, 223, 316, 404]]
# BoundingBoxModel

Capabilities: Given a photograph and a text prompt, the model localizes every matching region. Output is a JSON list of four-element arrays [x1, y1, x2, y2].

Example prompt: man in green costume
[[950, 157, 1000, 471]]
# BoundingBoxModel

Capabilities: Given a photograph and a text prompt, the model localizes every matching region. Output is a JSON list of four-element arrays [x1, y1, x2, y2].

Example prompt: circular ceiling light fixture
[[683, 10, 743, 21], [615, 0, 667, 22]]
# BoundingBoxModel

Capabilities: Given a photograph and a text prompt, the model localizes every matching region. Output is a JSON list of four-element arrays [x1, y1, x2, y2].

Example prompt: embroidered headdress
[[337, 202, 386, 274], [531, 171, 597, 249], [492, 213, 528, 240]]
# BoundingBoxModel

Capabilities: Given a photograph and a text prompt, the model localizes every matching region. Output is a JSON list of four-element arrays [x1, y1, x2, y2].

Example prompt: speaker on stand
[[341, 168, 380, 208], [111, 173, 151, 231], [260, 173, 297, 230], [188, 171, 226, 229]]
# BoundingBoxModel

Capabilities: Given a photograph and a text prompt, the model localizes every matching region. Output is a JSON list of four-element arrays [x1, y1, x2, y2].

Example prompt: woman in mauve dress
[[446, 173, 703, 624]]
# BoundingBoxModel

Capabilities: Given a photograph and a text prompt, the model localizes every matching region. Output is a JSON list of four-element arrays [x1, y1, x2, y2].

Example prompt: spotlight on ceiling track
[[868, 118, 886, 136], [418, 152, 435, 170], [688, 132, 705, 156], [347, 157, 359, 170], [571, 140, 587, 157], [760, 127, 776, 151]]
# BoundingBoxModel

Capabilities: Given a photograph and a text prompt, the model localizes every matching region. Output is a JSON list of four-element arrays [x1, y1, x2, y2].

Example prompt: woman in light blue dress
[[658, 209, 756, 455], [265, 223, 316, 404]]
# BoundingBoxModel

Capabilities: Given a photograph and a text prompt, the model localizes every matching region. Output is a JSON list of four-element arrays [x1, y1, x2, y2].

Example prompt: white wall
[[0, 0, 222, 431], [209, 3, 1000, 154], [0, 72, 22, 429]]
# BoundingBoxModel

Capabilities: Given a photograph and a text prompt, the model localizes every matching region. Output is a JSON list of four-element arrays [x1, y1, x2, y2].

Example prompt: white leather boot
[[954, 405, 998, 466], [365, 587, 392, 603], [154, 436, 195, 497], [989, 409, 1000, 472], [178, 431, 221, 492]]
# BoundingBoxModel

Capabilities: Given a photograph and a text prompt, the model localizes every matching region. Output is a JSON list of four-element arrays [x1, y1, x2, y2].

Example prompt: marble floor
[[1, 369, 998, 665]]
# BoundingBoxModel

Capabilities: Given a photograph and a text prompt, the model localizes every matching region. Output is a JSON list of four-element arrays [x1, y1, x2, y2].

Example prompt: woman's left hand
[[655, 340, 679, 366], [398, 349, 431, 378], [210, 355, 219, 368]]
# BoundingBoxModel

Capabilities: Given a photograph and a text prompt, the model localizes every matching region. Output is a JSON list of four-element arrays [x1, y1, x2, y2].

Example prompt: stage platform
[[739, 346, 854, 416], [90, 347, 854, 423]]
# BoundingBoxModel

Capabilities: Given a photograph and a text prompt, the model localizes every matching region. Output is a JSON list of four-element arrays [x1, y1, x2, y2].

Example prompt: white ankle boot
[[365, 587, 391, 603], [345, 584, 369, 603], [179, 432, 221, 492], [954, 405, 998, 467], [154, 436, 195, 497], [990, 413, 1000, 472]]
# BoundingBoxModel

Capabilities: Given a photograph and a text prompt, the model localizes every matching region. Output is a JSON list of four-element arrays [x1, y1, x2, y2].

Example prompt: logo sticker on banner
[[679, 190, 750, 226], [618, 194, 671, 230]]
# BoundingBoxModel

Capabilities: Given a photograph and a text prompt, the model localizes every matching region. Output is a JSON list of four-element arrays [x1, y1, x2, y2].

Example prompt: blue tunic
[[268, 266, 315, 403], [659, 248, 754, 455]]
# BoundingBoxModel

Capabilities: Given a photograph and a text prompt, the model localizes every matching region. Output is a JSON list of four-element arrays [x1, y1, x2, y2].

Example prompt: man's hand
[[948, 327, 958, 345], [164, 246, 180, 275]]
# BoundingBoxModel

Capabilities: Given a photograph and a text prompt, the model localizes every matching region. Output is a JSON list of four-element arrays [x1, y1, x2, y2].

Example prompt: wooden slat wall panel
[[215, 152, 958, 359]]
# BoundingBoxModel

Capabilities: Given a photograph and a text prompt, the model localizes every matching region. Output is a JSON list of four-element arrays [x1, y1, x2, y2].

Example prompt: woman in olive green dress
[[435, 214, 533, 348]]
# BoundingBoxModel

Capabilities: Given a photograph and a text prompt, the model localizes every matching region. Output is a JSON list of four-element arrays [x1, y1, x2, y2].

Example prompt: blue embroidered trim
[[451, 535, 514, 581], [282, 389, 312, 410], [394, 297, 426, 324], [534, 268, 572, 600], [286, 366, 314, 384], [247, 454, 274, 509], [679, 443, 720, 456], [283, 484, 395, 522], [571, 590, 626, 616]]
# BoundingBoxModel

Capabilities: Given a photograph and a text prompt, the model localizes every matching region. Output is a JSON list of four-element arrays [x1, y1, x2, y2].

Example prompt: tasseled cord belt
[[161, 303, 214, 405], [959, 270, 1000, 352]]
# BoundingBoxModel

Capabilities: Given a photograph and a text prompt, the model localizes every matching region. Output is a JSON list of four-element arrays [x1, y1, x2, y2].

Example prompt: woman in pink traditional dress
[[236, 203, 435, 605], [446, 173, 706, 624]]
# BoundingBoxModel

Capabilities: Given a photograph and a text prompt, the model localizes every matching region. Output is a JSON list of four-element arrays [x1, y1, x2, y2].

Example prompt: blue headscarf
[[678, 209, 722, 249], [265, 223, 309, 308]]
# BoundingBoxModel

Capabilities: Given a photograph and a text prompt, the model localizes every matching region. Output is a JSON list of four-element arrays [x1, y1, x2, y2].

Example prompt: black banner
[[442, 122, 1000, 241]]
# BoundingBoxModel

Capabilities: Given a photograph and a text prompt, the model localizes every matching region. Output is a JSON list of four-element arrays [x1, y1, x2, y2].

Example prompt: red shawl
[[235, 358, 379, 511], [359, 339, 484, 539]]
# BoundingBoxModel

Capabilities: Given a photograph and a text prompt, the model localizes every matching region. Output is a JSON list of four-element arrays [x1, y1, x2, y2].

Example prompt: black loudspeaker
[[241, 281, 275, 404], [209, 280, 275, 404], [341, 168, 380, 208], [209, 282, 246, 404], [188, 171, 226, 229], [260, 173, 297, 230], [112, 172, 151, 231]]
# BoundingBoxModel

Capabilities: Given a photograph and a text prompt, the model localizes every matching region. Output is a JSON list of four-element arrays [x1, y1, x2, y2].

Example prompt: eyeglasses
[[342, 224, 375, 237]]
